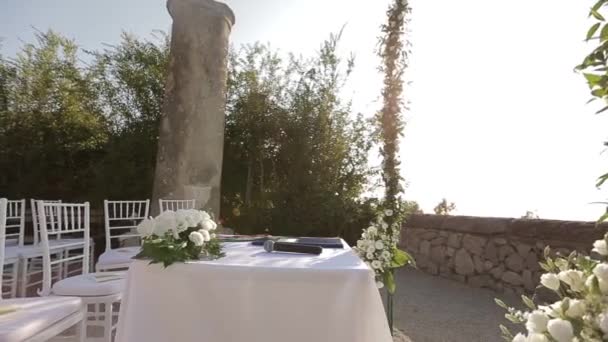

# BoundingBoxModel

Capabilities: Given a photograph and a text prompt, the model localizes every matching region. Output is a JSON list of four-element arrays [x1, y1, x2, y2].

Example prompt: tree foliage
[[0, 29, 375, 241], [222, 34, 374, 239], [433, 198, 456, 215], [577, 0, 608, 222], [0, 30, 107, 200]]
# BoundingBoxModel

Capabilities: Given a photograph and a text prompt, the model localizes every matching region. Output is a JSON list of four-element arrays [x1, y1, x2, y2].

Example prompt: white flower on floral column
[[137, 218, 156, 237], [598, 312, 608, 334], [526, 311, 549, 333], [593, 239, 608, 256], [526, 333, 549, 342], [376, 281, 384, 289], [565, 299, 586, 318], [384, 209, 393, 216], [367, 245, 376, 254], [375, 241, 384, 250], [557, 270, 586, 292], [366, 252, 374, 260], [547, 318, 573, 342], [511, 333, 526, 342], [188, 231, 205, 247], [540, 273, 560, 291], [594, 264, 608, 282], [371, 260, 382, 269]]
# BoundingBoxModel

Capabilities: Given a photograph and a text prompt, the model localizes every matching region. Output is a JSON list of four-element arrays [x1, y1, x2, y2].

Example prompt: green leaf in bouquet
[[494, 298, 508, 310], [384, 271, 396, 294], [391, 247, 415, 268], [521, 295, 536, 310], [499, 325, 512, 341]]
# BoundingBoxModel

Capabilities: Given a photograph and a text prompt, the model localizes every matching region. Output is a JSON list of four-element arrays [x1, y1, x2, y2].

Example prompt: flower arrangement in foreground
[[497, 233, 608, 342], [134, 209, 224, 267], [355, 208, 414, 293]]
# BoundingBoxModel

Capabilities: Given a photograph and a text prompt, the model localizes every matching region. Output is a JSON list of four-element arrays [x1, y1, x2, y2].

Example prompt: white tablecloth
[[115, 241, 392, 342]]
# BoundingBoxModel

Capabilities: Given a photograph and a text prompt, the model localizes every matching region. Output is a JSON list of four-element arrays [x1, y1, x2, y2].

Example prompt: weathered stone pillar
[[152, 0, 235, 216]]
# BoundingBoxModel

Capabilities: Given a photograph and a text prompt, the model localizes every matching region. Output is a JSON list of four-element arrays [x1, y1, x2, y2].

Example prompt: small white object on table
[[115, 240, 392, 342]]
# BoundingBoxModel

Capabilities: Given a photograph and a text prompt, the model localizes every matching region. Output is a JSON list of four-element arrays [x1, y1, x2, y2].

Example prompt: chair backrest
[[159, 199, 196, 212], [31, 199, 62, 245], [4, 199, 25, 247], [0, 198, 7, 300], [104, 200, 150, 251], [37, 201, 90, 296]]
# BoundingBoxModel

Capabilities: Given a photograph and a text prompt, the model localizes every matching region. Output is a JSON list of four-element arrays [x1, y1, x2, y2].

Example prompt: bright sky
[[1, 0, 607, 221]]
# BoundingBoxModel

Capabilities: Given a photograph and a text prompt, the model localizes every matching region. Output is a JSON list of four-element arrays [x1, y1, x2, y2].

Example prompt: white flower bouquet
[[134, 209, 224, 267], [497, 233, 608, 342], [355, 209, 415, 293]]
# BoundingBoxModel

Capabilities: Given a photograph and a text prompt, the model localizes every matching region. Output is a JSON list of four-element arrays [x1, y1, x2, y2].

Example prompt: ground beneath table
[[392, 268, 520, 342]]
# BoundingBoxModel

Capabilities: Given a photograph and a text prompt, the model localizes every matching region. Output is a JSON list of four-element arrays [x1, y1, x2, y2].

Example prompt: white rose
[[381, 222, 388, 229], [371, 260, 382, 269], [188, 231, 205, 247], [512, 333, 526, 342], [366, 252, 374, 260], [367, 226, 377, 235], [527, 333, 549, 342], [357, 240, 365, 249], [376, 281, 384, 289], [382, 250, 391, 260], [547, 319, 573, 342], [557, 270, 585, 292], [540, 273, 560, 291], [200, 229, 211, 242], [154, 210, 177, 236], [526, 311, 549, 333], [200, 219, 217, 231], [565, 299, 585, 318], [594, 264, 608, 282], [375, 240, 385, 250], [593, 239, 608, 256], [137, 218, 155, 237], [598, 312, 608, 333], [367, 245, 376, 254], [384, 209, 394, 217]]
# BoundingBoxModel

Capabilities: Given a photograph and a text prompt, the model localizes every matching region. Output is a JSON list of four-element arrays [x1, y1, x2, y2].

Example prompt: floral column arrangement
[[355, 0, 414, 335]]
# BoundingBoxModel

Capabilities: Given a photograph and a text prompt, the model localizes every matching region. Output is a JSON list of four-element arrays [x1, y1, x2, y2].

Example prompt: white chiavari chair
[[1, 199, 24, 299], [38, 201, 124, 342], [96, 200, 149, 272], [18, 199, 80, 297], [159, 198, 196, 212], [0, 198, 86, 342]]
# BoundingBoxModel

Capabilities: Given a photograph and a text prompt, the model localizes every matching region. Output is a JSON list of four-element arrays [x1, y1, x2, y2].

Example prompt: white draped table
[[115, 241, 392, 342]]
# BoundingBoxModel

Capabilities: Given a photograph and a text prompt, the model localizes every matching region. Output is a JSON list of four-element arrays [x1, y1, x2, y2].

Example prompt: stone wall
[[401, 214, 608, 295]]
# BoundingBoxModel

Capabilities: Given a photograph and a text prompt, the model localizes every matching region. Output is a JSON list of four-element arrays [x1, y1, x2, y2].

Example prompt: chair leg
[[18, 257, 28, 297], [75, 308, 87, 342], [10, 263, 18, 298], [103, 302, 113, 341]]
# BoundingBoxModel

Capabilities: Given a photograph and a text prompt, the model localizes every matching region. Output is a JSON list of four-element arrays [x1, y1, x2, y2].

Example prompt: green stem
[[387, 287, 394, 335]]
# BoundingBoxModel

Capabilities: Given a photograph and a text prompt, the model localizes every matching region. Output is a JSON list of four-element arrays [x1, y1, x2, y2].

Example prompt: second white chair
[[96, 200, 149, 272], [38, 201, 124, 342]]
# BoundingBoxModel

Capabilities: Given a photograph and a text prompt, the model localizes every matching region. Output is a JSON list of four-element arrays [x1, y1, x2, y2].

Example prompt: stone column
[[152, 0, 235, 216]]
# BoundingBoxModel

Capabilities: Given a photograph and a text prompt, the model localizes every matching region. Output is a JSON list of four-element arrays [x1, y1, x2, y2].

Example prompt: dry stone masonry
[[401, 214, 608, 295]]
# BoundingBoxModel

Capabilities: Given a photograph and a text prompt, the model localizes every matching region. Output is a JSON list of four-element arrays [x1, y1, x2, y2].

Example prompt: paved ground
[[392, 268, 521, 342]]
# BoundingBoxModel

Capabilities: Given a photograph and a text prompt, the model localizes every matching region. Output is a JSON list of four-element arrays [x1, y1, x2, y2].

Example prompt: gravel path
[[392, 268, 521, 342]]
